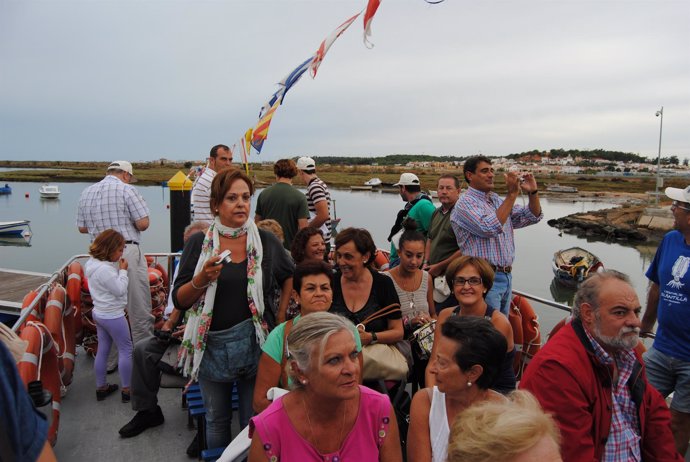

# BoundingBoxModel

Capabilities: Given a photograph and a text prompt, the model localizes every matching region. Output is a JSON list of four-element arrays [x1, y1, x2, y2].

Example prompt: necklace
[[302, 394, 348, 455]]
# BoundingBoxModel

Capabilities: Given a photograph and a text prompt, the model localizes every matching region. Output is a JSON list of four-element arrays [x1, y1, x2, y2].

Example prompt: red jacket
[[520, 319, 681, 462]]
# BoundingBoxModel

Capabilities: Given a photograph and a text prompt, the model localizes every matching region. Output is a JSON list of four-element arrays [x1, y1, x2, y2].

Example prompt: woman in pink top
[[248, 312, 402, 461]]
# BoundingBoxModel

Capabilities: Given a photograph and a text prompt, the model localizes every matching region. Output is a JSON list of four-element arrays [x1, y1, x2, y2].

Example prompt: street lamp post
[[655, 106, 664, 205]]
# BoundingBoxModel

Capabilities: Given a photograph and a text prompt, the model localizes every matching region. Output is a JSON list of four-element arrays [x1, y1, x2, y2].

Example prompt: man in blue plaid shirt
[[77, 161, 153, 348]]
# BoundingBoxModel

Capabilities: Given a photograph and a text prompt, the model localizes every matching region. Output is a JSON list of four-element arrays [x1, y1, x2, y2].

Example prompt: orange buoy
[[509, 303, 524, 377], [66, 261, 83, 347], [373, 249, 390, 271], [18, 322, 62, 446], [43, 285, 67, 381], [510, 295, 542, 380], [20, 289, 43, 327]]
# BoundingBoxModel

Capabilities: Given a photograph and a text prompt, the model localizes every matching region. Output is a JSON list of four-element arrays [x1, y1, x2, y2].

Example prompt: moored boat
[[39, 183, 61, 199], [0, 220, 31, 236], [364, 177, 382, 187], [552, 246, 604, 288], [0, 183, 11, 195], [546, 184, 578, 193]]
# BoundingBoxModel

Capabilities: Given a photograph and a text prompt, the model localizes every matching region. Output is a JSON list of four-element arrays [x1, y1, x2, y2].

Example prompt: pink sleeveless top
[[249, 385, 392, 461]]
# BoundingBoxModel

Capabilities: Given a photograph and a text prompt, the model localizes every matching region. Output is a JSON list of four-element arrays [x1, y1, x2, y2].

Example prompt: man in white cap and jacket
[[387, 172, 434, 268], [77, 161, 153, 348], [641, 185, 690, 456]]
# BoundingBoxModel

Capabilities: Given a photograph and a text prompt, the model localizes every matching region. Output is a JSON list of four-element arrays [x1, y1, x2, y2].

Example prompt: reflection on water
[[549, 278, 576, 306], [0, 182, 662, 333], [0, 234, 32, 247]]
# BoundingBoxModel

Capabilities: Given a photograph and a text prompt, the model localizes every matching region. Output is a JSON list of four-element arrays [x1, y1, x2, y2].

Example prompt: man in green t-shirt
[[255, 159, 309, 249], [387, 173, 435, 268]]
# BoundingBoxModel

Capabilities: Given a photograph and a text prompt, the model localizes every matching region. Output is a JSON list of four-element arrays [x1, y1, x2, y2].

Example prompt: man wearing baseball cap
[[77, 160, 153, 353], [641, 185, 690, 455], [296, 156, 333, 249], [387, 172, 435, 268]]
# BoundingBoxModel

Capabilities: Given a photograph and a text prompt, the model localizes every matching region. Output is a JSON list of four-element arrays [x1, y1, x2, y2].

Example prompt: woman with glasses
[[424, 256, 516, 394], [407, 316, 508, 462]]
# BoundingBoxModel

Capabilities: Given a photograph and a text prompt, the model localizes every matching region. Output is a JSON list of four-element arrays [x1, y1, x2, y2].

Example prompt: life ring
[[148, 267, 164, 293], [510, 295, 542, 380], [43, 285, 70, 385], [21, 289, 43, 325], [66, 262, 84, 345], [18, 322, 62, 446], [373, 249, 390, 271], [508, 304, 524, 376]]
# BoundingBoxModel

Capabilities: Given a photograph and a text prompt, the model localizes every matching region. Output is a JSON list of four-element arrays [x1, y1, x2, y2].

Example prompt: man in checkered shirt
[[77, 161, 153, 347]]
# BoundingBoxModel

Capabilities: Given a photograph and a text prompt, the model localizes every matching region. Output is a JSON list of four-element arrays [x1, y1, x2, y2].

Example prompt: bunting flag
[[310, 12, 361, 78], [363, 0, 382, 48], [251, 100, 280, 153]]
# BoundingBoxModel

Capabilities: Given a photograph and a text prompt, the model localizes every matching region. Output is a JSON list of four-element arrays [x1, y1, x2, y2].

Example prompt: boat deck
[[0, 268, 52, 311]]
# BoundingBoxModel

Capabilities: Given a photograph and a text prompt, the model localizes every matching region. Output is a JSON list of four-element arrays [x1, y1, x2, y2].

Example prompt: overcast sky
[[1, 0, 688, 163]]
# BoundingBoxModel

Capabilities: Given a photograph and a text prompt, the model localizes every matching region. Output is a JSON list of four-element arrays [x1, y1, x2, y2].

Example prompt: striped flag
[[363, 0, 382, 48], [251, 100, 280, 153], [310, 12, 361, 78]]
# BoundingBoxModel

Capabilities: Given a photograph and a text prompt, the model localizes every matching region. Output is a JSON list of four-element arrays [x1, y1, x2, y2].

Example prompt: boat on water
[[0, 183, 11, 195], [364, 177, 382, 187], [0, 234, 32, 247], [0, 220, 32, 236], [546, 184, 578, 193], [39, 183, 61, 199], [349, 185, 373, 191], [552, 246, 604, 288]]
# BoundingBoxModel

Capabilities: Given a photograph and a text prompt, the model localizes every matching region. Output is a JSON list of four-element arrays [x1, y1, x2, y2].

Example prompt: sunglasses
[[453, 277, 483, 287], [672, 201, 690, 212]]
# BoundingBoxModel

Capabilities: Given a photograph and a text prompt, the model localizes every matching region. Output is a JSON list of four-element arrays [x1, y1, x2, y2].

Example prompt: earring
[[215, 209, 219, 212], [467, 381, 472, 388], [301, 379, 308, 385]]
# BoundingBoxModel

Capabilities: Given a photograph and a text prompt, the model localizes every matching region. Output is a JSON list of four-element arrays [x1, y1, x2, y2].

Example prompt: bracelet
[[190, 277, 210, 290], [529, 190, 539, 196]]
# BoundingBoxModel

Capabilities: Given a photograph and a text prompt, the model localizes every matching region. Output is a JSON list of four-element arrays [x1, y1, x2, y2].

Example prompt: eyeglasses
[[672, 201, 690, 212], [453, 277, 483, 287]]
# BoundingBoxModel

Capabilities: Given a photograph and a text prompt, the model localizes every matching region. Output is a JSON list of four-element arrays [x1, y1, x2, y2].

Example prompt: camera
[[153, 329, 181, 344], [215, 249, 232, 265]]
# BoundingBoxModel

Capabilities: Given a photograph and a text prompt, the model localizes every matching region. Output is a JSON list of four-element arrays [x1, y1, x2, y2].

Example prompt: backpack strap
[[279, 319, 294, 389]]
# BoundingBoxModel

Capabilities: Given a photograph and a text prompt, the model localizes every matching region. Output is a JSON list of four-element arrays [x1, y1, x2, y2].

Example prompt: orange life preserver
[[20, 289, 43, 326], [510, 295, 542, 380], [18, 322, 62, 446], [66, 262, 83, 345], [373, 249, 390, 271], [148, 267, 164, 293], [509, 303, 524, 376], [43, 285, 68, 384]]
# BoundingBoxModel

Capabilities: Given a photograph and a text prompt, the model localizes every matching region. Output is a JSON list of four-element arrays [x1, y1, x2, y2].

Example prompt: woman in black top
[[329, 227, 403, 348], [172, 169, 294, 450]]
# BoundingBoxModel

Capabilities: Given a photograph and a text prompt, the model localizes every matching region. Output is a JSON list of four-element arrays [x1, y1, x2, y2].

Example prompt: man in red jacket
[[521, 270, 681, 461]]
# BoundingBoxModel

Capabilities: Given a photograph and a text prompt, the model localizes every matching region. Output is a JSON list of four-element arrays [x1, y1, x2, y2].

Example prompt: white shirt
[[85, 258, 129, 319], [191, 167, 216, 224]]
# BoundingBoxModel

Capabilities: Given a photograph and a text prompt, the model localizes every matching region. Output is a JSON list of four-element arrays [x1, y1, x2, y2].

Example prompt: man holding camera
[[450, 155, 542, 315]]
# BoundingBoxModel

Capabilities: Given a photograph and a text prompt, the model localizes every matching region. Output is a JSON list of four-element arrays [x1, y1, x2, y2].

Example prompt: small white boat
[[364, 177, 382, 187], [552, 247, 604, 288], [0, 220, 32, 236], [546, 184, 578, 193], [39, 184, 61, 199]]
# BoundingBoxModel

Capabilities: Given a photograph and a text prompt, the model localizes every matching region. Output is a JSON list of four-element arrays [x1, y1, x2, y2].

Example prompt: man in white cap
[[77, 161, 153, 350], [190, 144, 233, 225], [296, 156, 332, 249], [641, 185, 690, 456], [387, 172, 434, 268]]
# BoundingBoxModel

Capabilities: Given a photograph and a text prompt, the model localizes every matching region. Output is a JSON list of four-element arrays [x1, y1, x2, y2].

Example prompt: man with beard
[[641, 185, 690, 456], [521, 271, 681, 462]]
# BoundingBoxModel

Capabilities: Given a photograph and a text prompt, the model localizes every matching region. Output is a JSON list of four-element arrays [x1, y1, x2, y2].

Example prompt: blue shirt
[[0, 342, 49, 462], [646, 230, 690, 361]]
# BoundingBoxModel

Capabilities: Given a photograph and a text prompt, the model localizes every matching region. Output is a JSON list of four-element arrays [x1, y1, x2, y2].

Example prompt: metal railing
[[11, 252, 180, 332], [512, 289, 572, 313]]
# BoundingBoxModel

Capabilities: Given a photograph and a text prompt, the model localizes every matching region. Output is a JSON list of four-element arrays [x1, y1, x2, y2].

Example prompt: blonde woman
[[447, 390, 562, 462]]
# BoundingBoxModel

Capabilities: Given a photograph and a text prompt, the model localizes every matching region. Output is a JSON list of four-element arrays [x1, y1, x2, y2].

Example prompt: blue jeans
[[198, 319, 259, 449], [485, 271, 512, 316]]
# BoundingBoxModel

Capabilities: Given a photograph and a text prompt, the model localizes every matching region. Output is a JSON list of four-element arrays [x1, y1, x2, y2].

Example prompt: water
[[0, 181, 659, 334]]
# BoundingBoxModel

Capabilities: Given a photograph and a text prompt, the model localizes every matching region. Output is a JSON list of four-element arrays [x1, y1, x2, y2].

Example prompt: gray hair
[[183, 221, 208, 241], [286, 312, 356, 389], [572, 270, 631, 319]]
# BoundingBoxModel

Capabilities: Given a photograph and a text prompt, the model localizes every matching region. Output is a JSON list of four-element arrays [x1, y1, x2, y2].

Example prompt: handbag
[[357, 303, 409, 381], [410, 320, 436, 360]]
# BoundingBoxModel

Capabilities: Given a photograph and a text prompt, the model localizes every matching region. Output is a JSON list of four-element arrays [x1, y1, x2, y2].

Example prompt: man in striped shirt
[[450, 155, 542, 315], [296, 156, 332, 248], [190, 144, 233, 225]]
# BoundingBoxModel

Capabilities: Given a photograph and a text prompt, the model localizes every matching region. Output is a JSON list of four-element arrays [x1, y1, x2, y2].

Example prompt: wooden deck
[[0, 268, 52, 312]]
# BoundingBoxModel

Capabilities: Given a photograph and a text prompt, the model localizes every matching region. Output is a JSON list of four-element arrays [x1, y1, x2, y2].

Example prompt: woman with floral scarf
[[172, 169, 294, 450]]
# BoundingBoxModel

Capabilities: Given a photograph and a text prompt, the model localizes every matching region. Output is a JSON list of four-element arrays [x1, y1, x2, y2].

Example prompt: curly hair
[[273, 159, 298, 179], [89, 229, 125, 262], [291, 227, 325, 264]]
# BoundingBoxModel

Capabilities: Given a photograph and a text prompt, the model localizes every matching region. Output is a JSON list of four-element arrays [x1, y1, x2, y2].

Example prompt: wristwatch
[[529, 190, 539, 196], [370, 331, 378, 344]]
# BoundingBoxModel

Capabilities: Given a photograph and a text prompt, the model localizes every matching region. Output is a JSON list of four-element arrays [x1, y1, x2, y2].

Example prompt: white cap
[[296, 156, 316, 171], [107, 160, 137, 182], [665, 186, 690, 203], [393, 173, 420, 187]]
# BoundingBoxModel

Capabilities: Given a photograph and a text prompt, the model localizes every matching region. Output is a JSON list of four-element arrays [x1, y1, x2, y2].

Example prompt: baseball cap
[[393, 173, 420, 187], [296, 156, 316, 171], [107, 160, 137, 183], [665, 186, 690, 204]]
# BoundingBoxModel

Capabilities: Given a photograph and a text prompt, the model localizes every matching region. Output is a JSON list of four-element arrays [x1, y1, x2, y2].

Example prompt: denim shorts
[[643, 346, 690, 413], [198, 318, 260, 383]]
